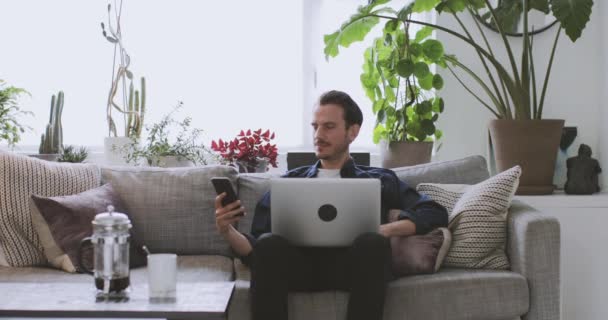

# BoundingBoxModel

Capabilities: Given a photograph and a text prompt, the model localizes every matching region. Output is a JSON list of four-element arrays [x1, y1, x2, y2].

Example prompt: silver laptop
[[270, 178, 381, 247]]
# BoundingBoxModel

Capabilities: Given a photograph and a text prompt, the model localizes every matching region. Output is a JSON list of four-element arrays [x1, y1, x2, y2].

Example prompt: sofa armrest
[[508, 200, 560, 320]]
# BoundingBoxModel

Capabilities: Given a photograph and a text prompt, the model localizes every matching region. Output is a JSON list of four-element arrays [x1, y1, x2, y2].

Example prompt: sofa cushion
[[417, 166, 521, 270], [230, 264, 528, 320], [101, 165, 238, 256], [0, 255, 234, 284], [236, 172, 280, 234], [393, 155, 490, 188], [29, 184, 146, 273], [0, 151, 101, 267]]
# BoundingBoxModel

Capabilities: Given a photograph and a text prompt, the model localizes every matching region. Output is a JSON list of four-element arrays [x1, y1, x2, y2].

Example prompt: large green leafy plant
[[0, 80, 31, 148], [325, 0, 593, 120], [325, 0, 447, 144]]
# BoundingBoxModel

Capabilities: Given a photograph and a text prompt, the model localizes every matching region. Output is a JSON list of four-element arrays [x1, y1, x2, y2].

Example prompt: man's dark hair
[[318, 90, 363, 128]]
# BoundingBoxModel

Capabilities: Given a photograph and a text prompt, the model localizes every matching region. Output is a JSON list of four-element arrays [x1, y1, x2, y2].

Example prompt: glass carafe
[[79, 205, 132, 299]]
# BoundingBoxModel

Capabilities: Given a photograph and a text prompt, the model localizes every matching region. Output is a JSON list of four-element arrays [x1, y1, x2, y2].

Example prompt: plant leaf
[[422, 39, 444, 60], [412, 0, 442, 13], [396, 59, 415, 77], [415, 26, 434, 42], [413, 62, 430, 78], [418, 73, 434, 90], [551, 0, 593, 42], [324, 9, 381, 59], [432, 74, 444, 90]]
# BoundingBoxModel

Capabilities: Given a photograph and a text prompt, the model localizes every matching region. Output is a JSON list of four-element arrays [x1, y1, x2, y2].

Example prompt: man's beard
[[315, 136, 349, 160]]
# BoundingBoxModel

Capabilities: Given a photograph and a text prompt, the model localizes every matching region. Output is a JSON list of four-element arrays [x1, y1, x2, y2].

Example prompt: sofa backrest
[[101, 165, 238, 257], [236, 155, 490, 235]]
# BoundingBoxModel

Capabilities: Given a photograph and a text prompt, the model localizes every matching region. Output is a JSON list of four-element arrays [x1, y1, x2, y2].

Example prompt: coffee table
[[0, 282, 234, 320]]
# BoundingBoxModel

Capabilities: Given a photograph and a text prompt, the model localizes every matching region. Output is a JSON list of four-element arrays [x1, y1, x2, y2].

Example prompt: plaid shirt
[[239, 158, 448, 265]]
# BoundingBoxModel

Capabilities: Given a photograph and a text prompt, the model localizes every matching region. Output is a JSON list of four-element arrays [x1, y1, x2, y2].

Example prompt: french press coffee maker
[[79, 205, 132, 299]]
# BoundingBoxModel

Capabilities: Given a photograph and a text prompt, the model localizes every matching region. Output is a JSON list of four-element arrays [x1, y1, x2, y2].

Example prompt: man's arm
[[381, 176, 448, 237]]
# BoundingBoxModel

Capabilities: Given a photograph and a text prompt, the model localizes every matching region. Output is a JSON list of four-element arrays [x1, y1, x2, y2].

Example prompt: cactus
[[39, 91, 64, 154], [125, 77, 146, 139]]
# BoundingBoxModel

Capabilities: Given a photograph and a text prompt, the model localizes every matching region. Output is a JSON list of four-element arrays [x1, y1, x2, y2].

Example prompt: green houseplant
[[325, 0, 593, 193], [324, 1, 447, 167], [101, 2, 147, 165], [39, 91, 64, 157], [120, 102, 213, 167], [0, 80, 31, 149], [57, 145, 89, 163]]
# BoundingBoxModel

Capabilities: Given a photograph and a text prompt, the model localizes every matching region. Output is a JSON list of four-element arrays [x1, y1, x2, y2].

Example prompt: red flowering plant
[[211, 129, 278, 173]]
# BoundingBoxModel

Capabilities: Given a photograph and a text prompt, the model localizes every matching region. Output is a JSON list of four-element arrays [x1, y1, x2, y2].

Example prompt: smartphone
[[211, 177, 244, 216]]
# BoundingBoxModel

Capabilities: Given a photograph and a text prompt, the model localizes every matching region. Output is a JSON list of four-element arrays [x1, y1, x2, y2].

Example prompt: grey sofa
[[0, 155, 560, 320]]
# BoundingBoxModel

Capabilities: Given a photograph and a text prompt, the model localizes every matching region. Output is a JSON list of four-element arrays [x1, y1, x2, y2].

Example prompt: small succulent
[[57, 145, 89, 163]]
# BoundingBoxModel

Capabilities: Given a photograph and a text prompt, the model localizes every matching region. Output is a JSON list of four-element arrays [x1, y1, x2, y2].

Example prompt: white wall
[[432, 9, 603, 171], [600, 2, 608, 188]]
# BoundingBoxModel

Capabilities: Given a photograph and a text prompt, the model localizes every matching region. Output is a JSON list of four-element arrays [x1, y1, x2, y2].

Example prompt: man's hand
[[380, 209, 416, 237], [214, 193, 246, 235]]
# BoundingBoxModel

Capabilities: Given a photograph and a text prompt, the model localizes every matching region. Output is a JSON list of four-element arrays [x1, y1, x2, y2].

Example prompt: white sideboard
[[516, 192, 608, 320]]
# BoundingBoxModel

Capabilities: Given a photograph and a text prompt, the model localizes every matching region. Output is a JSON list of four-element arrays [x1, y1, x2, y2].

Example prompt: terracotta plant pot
[[380, 141, 433, 168], [488, 119, 564, 195]]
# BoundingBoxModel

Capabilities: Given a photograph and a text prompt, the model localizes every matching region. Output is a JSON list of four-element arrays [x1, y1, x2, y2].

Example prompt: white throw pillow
[[417, 166, 521, 269]]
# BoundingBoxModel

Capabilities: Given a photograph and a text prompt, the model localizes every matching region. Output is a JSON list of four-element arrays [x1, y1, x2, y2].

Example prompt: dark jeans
[[250, 232, 391, 320]]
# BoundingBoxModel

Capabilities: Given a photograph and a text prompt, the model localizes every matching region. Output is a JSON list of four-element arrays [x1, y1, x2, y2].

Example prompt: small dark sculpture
[[565, 144, 602, 194]]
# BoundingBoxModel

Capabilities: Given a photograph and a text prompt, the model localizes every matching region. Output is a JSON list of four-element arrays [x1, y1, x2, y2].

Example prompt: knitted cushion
[[0, 152, 100, 266], [416, 166, 521, 269]]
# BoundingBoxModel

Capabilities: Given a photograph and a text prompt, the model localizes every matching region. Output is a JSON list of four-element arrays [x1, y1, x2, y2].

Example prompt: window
[[1, 0, 432, 152], [1, 0, 303, 150]]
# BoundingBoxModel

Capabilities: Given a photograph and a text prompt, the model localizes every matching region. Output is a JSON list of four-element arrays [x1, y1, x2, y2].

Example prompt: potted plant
[[324, 1, 447, 168], [34, 91, 64, 162], [57, 145, 89, 163], [119, 102, 212, 167], [211, 129, 278, 173], [325, 0, 593, 194], [101, 2, 146, 165], [0, 80, 31, 149]]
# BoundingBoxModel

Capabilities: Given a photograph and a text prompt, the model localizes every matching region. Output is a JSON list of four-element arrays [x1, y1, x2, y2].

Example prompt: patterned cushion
[[101, 165, 238, 256], [0, 152, 101, 267], [416, 166, 521, 269]]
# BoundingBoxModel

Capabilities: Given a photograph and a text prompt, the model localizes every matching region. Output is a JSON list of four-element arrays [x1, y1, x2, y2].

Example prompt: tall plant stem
[[538, 27, 561, 119], [447, 65, 500, 118], [469, 7, 512, 119], [529, 30, 538, 119], [451, 10, 507, 117]]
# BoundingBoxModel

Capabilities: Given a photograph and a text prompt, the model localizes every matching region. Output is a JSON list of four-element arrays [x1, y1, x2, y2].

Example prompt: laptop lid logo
[[318, 204, 337, 222]]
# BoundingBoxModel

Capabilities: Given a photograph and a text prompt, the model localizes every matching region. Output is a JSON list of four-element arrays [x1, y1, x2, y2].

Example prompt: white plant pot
[[29, 154, 60, 162], [150, 156, 195, 168], [104, 137, 133, 166]]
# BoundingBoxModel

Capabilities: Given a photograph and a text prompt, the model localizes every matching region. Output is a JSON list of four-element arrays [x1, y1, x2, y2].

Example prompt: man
[[215, 90, 448, 320]]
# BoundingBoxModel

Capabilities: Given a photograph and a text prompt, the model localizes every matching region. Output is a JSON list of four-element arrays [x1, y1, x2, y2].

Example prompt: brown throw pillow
[[29, 184, 146, 273], [390, 228, 451, 277], [388, 210, 451, 277]]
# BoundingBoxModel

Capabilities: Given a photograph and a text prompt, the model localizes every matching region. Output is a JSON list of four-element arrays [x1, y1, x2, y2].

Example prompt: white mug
[[147, 253, 177, 301]]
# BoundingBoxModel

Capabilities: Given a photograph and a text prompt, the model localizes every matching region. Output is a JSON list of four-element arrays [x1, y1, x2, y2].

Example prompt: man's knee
[[254, 233, 290, 258], [352, 232, 390, 258]]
